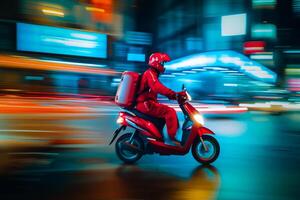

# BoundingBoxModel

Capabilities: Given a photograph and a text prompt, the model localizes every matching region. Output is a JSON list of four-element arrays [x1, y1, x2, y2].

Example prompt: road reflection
[[53, 165, 221, 200], [173, 165, 220, 199], [1, 97, 300, 199]]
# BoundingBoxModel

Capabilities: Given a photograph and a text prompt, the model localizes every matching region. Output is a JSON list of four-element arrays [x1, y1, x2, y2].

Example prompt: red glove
[[176, 91, 187, 103], [168, 91, 177, 100], [177, 91, 186, 97]]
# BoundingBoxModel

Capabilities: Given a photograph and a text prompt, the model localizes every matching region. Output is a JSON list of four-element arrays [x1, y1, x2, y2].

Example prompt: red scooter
[[109, 86, 220, 164]]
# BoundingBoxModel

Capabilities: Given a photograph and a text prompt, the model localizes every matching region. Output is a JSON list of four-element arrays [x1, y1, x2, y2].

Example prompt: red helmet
[[148, 52, 171, 73]]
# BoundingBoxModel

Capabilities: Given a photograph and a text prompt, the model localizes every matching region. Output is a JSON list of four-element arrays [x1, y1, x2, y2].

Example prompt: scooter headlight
[[193, 114, 204, 125], [116, 116, 124, 124]]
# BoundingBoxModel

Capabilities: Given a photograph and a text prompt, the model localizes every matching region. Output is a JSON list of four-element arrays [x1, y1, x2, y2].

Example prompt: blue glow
[[41, 59, 107, 68], [17, 23, 107, 58], [294, 0, 300, 16], [127, 53, 146, 62], [253, 0, 276, 7], [25, 76, 44, 81], [284, 50, 300, 54], [165, 50, 277, 83], [126, 31, 152, 45], [221, 14, 247, 36], [251, 24, 277, 39]]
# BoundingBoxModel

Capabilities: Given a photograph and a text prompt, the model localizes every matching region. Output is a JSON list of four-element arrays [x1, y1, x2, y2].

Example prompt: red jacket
[[136, 68, 176, 102]]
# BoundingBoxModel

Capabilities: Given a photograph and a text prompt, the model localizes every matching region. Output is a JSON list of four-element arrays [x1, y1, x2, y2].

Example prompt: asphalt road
[[0, 98, 300, 200]]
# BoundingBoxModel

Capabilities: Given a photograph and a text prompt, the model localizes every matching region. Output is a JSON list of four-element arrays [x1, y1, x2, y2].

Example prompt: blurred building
[[0, 0, 299, 100], [141, 0, 300, 101], [0, 0, 153, 95]]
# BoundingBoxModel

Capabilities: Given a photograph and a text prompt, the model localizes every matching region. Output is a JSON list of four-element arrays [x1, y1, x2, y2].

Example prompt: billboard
[[221, 14, 247, 36], [17, 23, 107, 58]]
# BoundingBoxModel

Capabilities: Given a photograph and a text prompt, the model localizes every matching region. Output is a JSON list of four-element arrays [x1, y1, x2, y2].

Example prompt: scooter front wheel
[[192, 135, 220, 165], [115, 133, 144, 164]]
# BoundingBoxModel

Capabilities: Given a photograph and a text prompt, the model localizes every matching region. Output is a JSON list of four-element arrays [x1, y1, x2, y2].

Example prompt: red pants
[[136, 101, 178, 140]]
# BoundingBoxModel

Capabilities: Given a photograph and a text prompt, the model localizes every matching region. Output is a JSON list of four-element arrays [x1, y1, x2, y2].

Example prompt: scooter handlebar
[[176, 91, 187, 103]]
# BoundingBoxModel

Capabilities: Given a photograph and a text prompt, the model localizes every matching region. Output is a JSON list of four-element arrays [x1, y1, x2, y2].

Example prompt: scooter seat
[[125, 109, 165, 131]]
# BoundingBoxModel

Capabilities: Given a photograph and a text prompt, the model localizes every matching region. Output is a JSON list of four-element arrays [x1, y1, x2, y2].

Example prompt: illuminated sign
[[243, 41, 266, 54], [251, 24, 276, 40], [294, 0, 300, 16], [252, 0, 276, 8], [165, 50, 277, 83], [17, 23, 107, 58], [89, 0, 113, 23], [127, 53, 146, 62], [221, 14, 247, 36]]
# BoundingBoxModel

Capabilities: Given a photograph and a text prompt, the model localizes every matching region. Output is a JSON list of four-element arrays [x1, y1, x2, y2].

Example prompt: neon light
[[252, 24, 277, 39], [41, 59, 106, 68], [240, 102, 300, 111], [204, 67, 228, 71], [224, 83, 238, 87], [250, 54, 273, 60], [243, 41, 266, 54], [191, 68, 206, 71], [284, 50, 300, 54], [112, 78, 121, 82], [178, 79, 200, 83], [247, 70, 273, 78], [86, 7, 105, 13], [239, 103, 271, 108], [173, 106, 248, 113], [165, 50, 277, 83], [219, 55, 243, 66], [172, 73, 186, 76], [127, 53, 146, 62], [42, 9, 64, 17], [241, 65, 262, 71], [253, 0, 276, 8], [71, 33, 98, 40], [0, 55, 117, 75], [182, 70, 197, 74], [161, 74, 176, 78], [165, 55, 216, 70], [225, 70, 239, 73], [43, 38, 98, 48], [245, 47, 264, 51]]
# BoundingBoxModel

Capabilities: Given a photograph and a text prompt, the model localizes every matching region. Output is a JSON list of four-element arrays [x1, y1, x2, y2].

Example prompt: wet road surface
[[0, 97, 300, 200]]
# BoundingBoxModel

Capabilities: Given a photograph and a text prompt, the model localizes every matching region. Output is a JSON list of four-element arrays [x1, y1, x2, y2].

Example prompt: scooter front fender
[[192, 125, 215, 137], [198, 126, 215, 136]]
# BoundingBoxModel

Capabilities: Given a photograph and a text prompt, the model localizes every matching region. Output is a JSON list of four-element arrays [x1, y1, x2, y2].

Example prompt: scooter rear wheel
[[115, 133, 144, 164], [192, 135, 220, 165]]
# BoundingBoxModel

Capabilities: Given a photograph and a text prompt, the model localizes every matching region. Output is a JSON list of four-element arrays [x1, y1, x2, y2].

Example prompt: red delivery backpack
[[115, 71, 140, 108]]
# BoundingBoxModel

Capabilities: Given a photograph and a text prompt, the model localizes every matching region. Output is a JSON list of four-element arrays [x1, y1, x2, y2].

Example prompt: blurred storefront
[[0, 0, 299, 101], [0, 0, 152, 96], [148, 0, 300, 101]]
